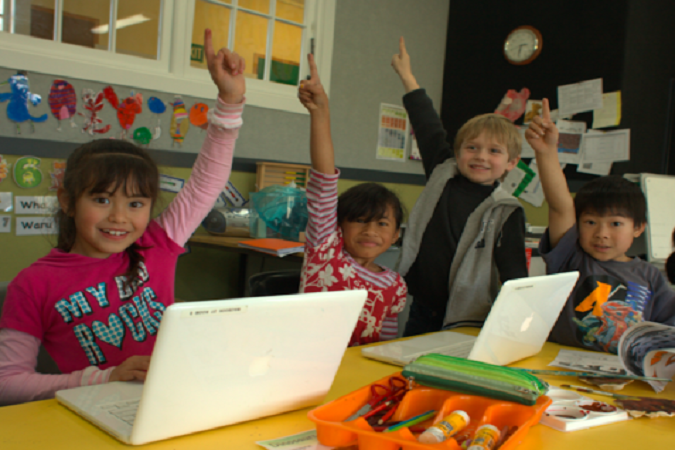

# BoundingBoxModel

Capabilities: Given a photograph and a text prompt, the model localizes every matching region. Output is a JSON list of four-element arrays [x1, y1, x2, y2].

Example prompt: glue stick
[[418, 410, 470, 444], [467, 424, 500, 450]]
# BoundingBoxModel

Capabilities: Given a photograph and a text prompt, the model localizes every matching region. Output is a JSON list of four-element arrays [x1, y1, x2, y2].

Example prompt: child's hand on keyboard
[[109, 356, 151, 382]]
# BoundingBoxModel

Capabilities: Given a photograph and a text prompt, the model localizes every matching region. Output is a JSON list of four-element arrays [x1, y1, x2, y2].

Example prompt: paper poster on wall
[[592, 91, 622, 129], [15, 196, 59, 215], [580, 129, 630, 163], [0, 73, 49, 134], [80, 89, 112, 135], [556, 120, 587, 164], [502, 160, 535, 197], [523, 100, 542, 124], [494, 88, 530, 122], [159, 174, 185, 193], [518, 160, 545, 207], [376, 103, 408, 162], [13, 156, 42, 189], [409, 131, 421, 160], [577, 130, 614, 175], [49, 161, 66, 191], [0, 155, 9, 184], [0, 215, 10, 233], [0, 192, 12, 212], [557, 78, 604, 117], [517, 127, 535, 158], [48, 79, 77, 131], [15, 217, 57, 236], [104, 86, 142, 139]]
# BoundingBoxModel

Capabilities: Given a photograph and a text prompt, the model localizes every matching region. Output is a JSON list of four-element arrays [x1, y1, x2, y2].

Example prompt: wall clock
[[504, 26, 542, 65]]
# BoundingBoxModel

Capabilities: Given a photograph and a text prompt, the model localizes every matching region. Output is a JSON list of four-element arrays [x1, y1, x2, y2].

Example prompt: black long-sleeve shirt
[[403, 89, 528, 316]]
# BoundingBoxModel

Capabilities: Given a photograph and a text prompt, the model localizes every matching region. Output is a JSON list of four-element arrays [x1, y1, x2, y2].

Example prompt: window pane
[[115, 0, 161, 59], [276, 0, 304, 23], [62, 0, 110, 50], [269, 21, 301, 85], [10, 0, 56, 41], [191, 0, 231, 69], [238, 0, 269, 15], [234, 11, 268, 80]]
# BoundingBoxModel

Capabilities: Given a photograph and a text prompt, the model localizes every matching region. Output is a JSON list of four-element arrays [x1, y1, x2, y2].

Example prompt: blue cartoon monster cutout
[[0, 72, 49, 134]]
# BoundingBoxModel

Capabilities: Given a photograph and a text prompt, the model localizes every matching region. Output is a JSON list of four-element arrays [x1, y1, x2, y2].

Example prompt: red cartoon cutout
[[79, 89, 111, 135], [494, 88, 531, 122], [189, 102, 209, 130], [104, 86, 143, 139]]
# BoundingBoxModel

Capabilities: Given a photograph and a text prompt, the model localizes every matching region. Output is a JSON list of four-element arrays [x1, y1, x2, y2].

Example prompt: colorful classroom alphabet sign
[[13, 156, 42, 189]]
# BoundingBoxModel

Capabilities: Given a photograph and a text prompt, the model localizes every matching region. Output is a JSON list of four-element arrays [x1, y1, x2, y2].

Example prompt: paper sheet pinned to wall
[[556, 120, 587, 165], [518, 160, 545, 207], [376, 103, 408, 162], [557, 78, 604, 117], [580, 129, 630, 163], [593, 91, 621, 129]]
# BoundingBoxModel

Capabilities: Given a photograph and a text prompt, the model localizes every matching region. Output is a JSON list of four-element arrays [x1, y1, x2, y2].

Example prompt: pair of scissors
[[346, 376, 407, 421]]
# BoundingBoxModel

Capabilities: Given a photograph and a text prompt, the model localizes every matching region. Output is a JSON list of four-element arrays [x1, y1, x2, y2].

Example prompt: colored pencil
[[560, 384, 639, 400], [384, 410, 436, 432], [514, 368, 671, 382]]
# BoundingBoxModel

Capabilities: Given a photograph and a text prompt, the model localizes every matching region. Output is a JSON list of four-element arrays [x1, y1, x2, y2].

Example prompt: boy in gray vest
[[527, 99, 675, 353], [392, 37, 528, 336]]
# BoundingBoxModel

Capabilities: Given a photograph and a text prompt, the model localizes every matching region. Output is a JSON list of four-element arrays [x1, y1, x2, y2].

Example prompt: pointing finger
[[399, 36, 407, 56], [204, 29, 215, 67], [307, 53, 320, 82], [542, 98, 551, 121]]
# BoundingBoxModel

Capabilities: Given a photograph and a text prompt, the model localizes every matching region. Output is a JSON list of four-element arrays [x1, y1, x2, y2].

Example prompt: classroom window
[[190, 0, 305, 87], [0, 0, 334, 114]]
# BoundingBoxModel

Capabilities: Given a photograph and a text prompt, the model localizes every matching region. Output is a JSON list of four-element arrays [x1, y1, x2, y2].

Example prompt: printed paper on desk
[[256, 430, 334, 450], [579, 129, 630, 163], [593, 91, 621, 129], [518, 160, 545, 207], [556, 120, 587, 165], [557, 78, 604, 117], [549, 349, 626, 376], [377, 103, 408, 162]]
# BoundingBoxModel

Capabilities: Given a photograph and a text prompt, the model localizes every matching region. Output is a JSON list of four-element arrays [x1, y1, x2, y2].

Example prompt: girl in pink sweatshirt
[[0, 29, 245, 405]]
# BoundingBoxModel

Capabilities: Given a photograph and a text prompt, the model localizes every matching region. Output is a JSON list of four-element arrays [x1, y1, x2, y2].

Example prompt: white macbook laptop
[[56, 290, 367, 445], [362, 272, 579, 366]]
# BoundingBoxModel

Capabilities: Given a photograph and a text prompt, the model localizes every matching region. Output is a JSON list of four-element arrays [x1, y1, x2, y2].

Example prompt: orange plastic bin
[[308, 372, 552, 450]]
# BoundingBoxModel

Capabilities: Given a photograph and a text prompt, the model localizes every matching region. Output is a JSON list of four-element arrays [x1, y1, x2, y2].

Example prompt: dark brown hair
[[337, 183, 404, 229], [574, 176, 646, 227], [56, 139, 160, 293]]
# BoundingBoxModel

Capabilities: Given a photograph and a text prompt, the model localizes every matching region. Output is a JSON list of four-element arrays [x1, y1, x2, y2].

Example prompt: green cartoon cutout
[[13, 156, 43, 188]]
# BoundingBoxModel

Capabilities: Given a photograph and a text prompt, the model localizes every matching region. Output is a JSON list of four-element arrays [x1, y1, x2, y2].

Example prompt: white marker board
[[641, 173, 675, 261]]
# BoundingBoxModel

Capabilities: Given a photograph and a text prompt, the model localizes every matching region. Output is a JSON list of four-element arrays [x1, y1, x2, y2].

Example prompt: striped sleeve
[[208, 96, 245, 129], [379, 316, 399, 341], [305, 168, 339, 247]]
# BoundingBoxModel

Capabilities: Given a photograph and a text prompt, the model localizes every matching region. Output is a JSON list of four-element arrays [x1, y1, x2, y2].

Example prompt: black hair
[[56, 139, 160, 293], [667, 228, 675, 284], [574, 176, 646, 227], [337, 183, 404, 229]]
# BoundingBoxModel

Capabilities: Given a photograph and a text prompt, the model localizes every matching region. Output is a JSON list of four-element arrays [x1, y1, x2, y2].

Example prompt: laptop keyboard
[[99, 399, 140, 425], [436, 341, 475, 359]]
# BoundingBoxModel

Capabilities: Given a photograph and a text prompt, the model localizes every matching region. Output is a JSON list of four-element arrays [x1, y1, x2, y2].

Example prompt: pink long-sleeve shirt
[[0, 98, 244, 405]]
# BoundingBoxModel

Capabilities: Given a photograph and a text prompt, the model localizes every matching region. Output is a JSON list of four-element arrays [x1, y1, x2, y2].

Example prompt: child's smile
[[63, 184, 152, 259], [578, 211, 646, 262], [340, 205, 400, 272], [456, 131, 518, 186]]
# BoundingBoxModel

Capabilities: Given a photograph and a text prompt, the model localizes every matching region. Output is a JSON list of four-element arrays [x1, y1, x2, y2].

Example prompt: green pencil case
[[401, 353, 549, 406]]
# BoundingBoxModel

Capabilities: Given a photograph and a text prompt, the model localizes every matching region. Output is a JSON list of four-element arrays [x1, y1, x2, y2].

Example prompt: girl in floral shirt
[[297, 54, 407, 346]]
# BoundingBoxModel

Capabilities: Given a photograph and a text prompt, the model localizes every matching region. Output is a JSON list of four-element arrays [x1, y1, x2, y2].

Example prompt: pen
[[560, 384, 638, 400], [378, 402, 400, 425], [515, 368, 671, 382], [384, 409, 436, 432]]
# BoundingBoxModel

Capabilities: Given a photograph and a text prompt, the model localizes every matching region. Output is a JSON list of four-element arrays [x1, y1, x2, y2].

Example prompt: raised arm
[[298, 54, 334, 175], [526, 98, 575, 247]]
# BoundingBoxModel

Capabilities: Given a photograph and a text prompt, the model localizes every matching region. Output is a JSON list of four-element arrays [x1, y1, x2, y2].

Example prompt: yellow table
[[1, 332, 674, 449]]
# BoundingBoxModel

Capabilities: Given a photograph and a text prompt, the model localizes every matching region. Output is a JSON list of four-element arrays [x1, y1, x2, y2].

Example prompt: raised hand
[[204, 29, 246, 104], [109, 355, 150, 382], [298, 53, 328, 113], [525, 98, 559, 155], [391, 37, 419, 92]]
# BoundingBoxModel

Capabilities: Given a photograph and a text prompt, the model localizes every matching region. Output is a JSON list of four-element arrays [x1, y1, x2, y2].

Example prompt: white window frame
[[0, 0, 335, 114]]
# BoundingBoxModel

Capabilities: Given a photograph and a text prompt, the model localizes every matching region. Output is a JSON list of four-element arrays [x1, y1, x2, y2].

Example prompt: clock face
[[504, 28, 540, 63]]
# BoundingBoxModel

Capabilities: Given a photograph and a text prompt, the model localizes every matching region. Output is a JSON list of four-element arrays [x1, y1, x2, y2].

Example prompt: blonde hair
[[453, 113, 522, 160]]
